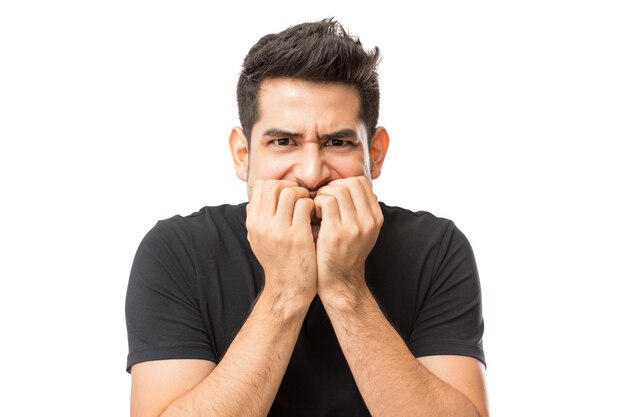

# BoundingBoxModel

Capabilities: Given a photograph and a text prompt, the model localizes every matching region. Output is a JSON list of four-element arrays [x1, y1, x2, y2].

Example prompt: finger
[[259, 180, 299, 217], [246, 180, 266, 227], [314, 194, 341, 228], [314, 204, 323, 221], [347, 176, 379, 220], [292, 197, 315, 229], [346, 176, 382, 230], [323, 177, 378, 223], [248, 179, 264, 209], [276, 186, 310, 225], [316, 184, 356, 226], [356, 176, 382, 215]]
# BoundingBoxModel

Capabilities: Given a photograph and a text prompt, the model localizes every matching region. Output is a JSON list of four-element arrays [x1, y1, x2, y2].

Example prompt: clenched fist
[[246, 180, 318, 307], [313, 176, 383, 306]]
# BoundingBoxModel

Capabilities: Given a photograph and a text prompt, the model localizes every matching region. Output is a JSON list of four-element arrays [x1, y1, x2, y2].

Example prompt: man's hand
[[246, 179, 318, 307], [313, 176, 383, 306]]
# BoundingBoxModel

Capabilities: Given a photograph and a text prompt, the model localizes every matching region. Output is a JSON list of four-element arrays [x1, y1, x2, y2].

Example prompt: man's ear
[[229, 127, 249, 182], [369, 126, 390, 180]]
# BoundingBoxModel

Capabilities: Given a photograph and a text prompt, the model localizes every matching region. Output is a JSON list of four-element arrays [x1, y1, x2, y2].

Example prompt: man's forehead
[[257, 78, 360, 109], [254, 78, 362, 131]]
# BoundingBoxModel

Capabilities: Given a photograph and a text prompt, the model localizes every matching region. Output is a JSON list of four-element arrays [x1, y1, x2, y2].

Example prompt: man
[[126, 19, 488, 417]]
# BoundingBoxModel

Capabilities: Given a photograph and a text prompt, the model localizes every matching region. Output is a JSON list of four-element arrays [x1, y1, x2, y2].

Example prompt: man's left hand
[[313, 176, 383, 307]]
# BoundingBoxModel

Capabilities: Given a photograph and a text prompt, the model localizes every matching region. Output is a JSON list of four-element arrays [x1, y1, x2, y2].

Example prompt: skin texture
[[130, 78, 489, 417]]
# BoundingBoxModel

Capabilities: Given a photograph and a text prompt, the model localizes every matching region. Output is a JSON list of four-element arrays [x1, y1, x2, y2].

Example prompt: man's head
[[236, 18, 381, 145], [229, 19, 389, 196]]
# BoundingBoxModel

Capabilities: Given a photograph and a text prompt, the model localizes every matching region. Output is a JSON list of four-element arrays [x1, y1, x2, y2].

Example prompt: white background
[[1, 1, 624, 416]]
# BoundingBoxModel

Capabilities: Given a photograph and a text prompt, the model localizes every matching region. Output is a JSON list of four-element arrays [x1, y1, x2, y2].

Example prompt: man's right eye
[[272, 138, 293, 146]]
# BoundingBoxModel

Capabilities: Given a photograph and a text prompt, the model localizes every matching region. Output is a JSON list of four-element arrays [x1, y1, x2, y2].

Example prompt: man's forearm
[[320, 285, 481, 417], [161, 289, 309, 417]]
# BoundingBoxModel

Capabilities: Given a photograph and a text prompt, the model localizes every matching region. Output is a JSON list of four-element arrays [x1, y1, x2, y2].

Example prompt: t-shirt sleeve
[[408, 221, 486, 366], [125, 220, 216, 373]]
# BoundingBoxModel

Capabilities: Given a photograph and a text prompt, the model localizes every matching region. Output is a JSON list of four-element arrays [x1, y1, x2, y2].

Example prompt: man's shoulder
[[143, 203, 248, 250], [155, 203, 247, 231], [379, 202, 454, 234], [376, 202, 473, 262]]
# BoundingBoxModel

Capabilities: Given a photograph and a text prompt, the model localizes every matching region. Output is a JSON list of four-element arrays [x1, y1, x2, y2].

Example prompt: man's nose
[[293, 145, 331, 191]]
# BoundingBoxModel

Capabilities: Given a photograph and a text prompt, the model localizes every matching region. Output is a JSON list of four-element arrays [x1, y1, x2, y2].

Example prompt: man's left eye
[[325, 139, 352, 147]]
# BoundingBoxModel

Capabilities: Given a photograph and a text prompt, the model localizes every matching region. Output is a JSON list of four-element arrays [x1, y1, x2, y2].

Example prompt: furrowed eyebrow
[[261, 128, 359, 141], [262, 129, 302, 139], [320, 129, 358, 141]]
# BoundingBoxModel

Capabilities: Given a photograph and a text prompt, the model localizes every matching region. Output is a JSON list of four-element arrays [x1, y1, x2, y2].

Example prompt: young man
[[126, 19, 488, 417]]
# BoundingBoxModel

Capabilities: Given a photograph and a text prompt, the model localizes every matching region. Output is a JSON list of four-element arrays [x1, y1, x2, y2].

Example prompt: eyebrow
[[262, 128, 359, 141]]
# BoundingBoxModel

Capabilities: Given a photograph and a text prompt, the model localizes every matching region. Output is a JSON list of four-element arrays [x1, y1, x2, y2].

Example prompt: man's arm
[[320, 285, 488, 417], [131, 360, 216, 417], [314, 176, 489, 417], [130, 181, 318, 417], [131, 289, 310, 417]]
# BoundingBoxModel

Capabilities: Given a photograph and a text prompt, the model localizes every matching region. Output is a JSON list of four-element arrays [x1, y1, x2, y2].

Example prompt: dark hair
[[236, 18, 381, 145]]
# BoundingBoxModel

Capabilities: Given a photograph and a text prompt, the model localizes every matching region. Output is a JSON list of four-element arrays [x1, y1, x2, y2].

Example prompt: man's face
[[246, 78, 372, 192], [230, 77, 388, 237]]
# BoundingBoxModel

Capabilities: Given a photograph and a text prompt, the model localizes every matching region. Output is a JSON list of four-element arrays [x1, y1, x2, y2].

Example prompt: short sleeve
[[408, 222, 486, 366], [125, 220, 216, 373]]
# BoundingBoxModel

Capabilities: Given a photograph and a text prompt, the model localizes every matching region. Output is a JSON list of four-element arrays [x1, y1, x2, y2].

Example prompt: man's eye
[[272, 138, 293, 146], [325, 139, 352, 147]]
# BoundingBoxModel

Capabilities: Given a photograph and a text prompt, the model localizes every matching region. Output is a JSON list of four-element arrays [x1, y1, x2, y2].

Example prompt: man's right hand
[[135, 180, 317, 417], [246, 180, 317, 307]]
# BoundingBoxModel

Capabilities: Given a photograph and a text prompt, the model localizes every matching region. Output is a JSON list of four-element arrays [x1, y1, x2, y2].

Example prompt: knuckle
[[264, 179, 278, 190], [272, 231, 286, 245], [364, 222, 377, 236], [315, 195, 329, 205], [281, 187, 296, 199], [252, 179, 266, 191], [297, 197, 314, 209], [347, 226, 360, 240]]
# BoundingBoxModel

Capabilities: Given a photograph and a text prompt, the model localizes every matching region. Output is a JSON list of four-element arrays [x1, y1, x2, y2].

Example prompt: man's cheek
[[249, 155, 294, 181], [336, 162, 370, 179]]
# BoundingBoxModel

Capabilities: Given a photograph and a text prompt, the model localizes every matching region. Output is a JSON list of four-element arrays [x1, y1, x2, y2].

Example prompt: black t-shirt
[[125, 202, 485, 416]]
